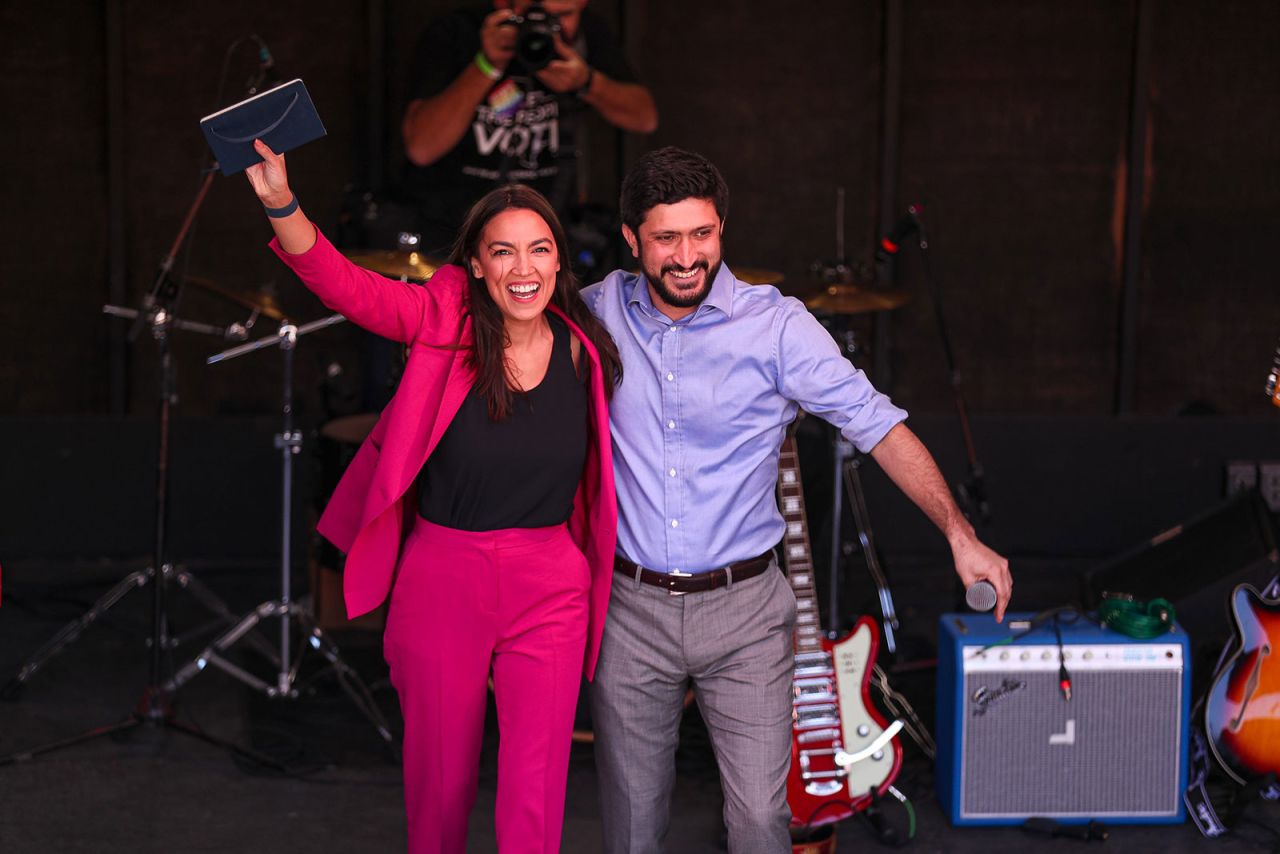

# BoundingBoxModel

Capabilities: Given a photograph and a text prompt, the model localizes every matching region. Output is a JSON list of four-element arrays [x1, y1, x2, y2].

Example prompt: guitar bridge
[[799, 745, 850, 792]]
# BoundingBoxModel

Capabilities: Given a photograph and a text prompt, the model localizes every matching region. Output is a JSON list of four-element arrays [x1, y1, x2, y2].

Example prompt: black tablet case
[[199, 79, 327, 176]]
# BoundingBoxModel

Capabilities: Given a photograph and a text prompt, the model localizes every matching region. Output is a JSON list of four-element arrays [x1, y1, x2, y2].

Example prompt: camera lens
[[516, 6, 559, 71]]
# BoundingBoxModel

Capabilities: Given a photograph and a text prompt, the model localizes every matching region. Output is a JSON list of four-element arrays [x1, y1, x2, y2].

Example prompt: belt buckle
[[667, 568, 692, 596]]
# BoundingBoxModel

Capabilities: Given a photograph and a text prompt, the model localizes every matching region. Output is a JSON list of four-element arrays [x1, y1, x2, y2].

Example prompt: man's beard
[[642, 257, 721, 309]]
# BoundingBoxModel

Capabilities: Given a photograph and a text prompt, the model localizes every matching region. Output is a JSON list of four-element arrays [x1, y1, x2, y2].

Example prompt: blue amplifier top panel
[[939, 611, 1189, 648]]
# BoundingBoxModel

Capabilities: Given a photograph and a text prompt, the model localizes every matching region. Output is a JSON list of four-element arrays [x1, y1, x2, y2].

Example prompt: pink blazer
[[270, 231, 617, 678]]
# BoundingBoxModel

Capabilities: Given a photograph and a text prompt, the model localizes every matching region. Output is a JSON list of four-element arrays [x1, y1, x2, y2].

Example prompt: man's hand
[[949, 531, 1012, 622], [535, 35, 591, 93], [479, 8, 518, 74]]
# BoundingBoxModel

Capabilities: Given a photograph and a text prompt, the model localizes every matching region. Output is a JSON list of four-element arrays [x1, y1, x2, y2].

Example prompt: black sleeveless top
[[416, 314, 589, 531]]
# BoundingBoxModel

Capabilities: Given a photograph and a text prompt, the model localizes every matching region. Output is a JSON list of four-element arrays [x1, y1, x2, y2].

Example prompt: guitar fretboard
[[779, 436, 824, 655]]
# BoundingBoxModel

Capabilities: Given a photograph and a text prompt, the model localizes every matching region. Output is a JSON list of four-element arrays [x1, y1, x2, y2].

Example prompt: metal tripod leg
[[2, 563, 281, 701], [163, 598, 395, 749], [292, 607, 397, 749], [0, 696, 289, 773], [2, 568, 149, 699], [835, 436, 900, 654], [171, 568, 281, 667]]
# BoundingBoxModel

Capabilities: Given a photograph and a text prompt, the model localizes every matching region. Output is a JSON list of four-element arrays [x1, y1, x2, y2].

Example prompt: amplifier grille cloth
[[961, 669, 1181, 817]]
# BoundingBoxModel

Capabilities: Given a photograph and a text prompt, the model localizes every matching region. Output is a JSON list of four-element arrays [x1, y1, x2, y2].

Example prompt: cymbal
[[320, 412, 380, 445], [185, 274, 288, 321], [805, 284, 909, 315], [733, 267, 784, 285], [343, 250, 441, 281]]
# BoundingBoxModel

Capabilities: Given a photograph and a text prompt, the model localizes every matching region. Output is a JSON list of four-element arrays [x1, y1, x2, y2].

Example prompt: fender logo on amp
[[970, 678, 1025, 716]]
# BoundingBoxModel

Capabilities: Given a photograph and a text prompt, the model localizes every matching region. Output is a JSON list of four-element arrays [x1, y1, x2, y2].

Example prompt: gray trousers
[[591, 560, 797, 854]]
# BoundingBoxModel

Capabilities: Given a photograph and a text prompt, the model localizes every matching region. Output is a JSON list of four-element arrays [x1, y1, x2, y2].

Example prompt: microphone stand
[[827, 435, 900, 655], [160, 315, 395, 752], [1, 164, 285, 771], [908, 217, 991, 526]]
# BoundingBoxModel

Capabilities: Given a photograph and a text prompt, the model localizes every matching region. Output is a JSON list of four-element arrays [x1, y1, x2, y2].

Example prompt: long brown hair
[[447, 184, 623, 421]]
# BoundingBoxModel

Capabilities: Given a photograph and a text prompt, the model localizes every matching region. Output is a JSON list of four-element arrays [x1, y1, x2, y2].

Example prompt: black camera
[[505, 2, 562, 72]]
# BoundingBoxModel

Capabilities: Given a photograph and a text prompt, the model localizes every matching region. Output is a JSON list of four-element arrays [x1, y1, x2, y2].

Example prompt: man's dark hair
[[619, 146, 729, 234]]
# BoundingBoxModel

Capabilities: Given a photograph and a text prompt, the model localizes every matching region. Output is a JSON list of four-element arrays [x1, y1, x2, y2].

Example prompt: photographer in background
[[401, 1, 658, 254]]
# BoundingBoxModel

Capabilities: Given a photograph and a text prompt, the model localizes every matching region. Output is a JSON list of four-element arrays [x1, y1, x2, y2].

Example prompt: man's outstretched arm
[[869, 422, 1012, 621]]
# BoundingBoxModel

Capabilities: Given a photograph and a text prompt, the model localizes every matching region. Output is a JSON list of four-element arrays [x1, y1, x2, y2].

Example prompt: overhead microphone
[[875, 204, 923, 265], [247, 36, 279, 94]]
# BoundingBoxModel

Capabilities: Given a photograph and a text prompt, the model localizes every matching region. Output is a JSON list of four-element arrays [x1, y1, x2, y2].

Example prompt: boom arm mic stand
[[897, 213, 990, 525], [2, 165, 286, 771]]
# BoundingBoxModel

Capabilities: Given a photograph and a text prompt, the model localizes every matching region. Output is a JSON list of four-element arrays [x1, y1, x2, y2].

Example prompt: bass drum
[[309, 412, 386, 632]]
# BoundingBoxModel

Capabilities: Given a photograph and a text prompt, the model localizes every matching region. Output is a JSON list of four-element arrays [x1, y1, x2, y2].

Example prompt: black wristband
[[575, 67, 595, 100], [264, 195, 299, 218]]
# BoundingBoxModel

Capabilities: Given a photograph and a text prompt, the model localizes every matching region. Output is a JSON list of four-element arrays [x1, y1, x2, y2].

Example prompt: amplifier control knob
[[1042, 651, 1052, 660], [1083, 651, 1094, 660], [1020, 651, 1030, 661]]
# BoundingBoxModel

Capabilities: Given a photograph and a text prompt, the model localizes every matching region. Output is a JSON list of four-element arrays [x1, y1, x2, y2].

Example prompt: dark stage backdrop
[[1, 1, 1277, 422]]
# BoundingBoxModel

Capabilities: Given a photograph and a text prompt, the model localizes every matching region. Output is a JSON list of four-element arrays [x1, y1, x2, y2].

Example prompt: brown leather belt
[[614, 551, 775, 595]]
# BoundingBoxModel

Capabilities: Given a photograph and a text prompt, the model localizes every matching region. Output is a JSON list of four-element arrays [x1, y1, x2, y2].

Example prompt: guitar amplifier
[[935, 612, 1190, 826]]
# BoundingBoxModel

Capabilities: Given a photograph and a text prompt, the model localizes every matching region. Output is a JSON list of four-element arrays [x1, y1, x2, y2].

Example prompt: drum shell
[[309, 414, 387, 632]]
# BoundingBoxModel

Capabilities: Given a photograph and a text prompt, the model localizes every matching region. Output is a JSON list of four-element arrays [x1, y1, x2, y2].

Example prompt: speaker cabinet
[[936, 613, 1190, 825]]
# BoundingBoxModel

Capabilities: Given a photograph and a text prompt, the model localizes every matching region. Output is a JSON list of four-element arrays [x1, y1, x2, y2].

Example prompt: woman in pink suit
[[245, 139, 621, 853]]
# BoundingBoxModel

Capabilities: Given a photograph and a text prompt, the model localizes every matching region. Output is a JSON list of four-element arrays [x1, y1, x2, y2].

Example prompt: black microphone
[[874, 205, 923, 265], [247, 37, 279, 94]]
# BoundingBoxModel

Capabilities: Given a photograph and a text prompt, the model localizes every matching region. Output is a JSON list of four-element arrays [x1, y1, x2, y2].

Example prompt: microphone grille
[[965, 580, 997, 612]]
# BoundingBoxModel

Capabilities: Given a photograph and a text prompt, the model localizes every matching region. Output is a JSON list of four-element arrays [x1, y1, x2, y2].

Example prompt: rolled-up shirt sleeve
[[775, 301, 908, 453]]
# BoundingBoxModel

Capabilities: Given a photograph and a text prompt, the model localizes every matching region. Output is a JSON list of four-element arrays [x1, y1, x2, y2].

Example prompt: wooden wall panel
[[889, 1, 1134, 413], [0, 3, 108, 413], [1137, 0, 1280, 414]]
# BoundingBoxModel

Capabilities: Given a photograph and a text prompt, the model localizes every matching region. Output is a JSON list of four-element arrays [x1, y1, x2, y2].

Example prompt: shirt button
[[666, 372, 674, 381], [668, 468, 676, 477], [671, 519, 679, 528], [667, 420, 675, 429]]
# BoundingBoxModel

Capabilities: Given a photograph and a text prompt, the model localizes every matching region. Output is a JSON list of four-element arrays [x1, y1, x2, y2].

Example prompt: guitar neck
[[779, 435, 824, 654]]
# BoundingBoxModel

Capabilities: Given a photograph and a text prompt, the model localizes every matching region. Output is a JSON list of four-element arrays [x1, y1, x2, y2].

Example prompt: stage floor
[[0, 559, 1271, 853]]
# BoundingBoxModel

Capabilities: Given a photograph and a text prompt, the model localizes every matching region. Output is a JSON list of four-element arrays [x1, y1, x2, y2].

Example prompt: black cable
[[173, 35, 271, 311], [1053, 616, 1071, 702]]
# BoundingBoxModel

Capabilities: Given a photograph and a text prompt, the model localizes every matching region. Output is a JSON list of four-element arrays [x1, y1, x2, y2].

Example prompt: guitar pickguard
[[832, 624, 895, 797]]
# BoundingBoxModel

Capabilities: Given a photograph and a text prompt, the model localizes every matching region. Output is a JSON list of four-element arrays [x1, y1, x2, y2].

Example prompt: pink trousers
[[383, 517, 590, 854]]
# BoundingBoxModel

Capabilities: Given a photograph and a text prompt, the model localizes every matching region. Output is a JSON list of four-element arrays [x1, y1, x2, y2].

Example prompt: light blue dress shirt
[[582, 265, 908, 575]]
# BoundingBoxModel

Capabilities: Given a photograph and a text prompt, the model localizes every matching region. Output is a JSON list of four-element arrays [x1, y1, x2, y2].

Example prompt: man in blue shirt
[[582, 147, 1011, 853]]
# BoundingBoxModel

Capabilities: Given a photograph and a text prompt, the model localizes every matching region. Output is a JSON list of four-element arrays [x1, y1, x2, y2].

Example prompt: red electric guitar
[[779, 435, 903, 828]]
